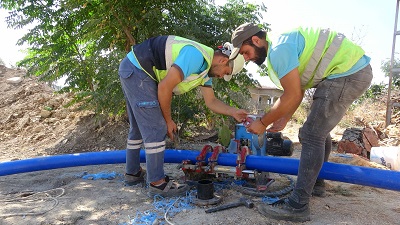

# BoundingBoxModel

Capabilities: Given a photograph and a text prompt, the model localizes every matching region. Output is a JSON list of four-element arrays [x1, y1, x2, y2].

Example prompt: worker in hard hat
[[230, 23, 373, 222], [119, 35, 248, 197]]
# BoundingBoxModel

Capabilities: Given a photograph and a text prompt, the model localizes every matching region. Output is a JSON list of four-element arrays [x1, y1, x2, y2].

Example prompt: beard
[[253, 45, 267, 66], [208, 66, 217, 77], [208, 65, 221, 78]]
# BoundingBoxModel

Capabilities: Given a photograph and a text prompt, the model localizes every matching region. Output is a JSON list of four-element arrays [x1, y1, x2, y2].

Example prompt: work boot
[[124, 168, 146, 186], [257, 198, 310, 222], [312, 179, 326, 197]]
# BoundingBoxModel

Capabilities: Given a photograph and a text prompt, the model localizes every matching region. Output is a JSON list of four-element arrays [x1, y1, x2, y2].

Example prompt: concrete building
[[248, 85, 283, 115]]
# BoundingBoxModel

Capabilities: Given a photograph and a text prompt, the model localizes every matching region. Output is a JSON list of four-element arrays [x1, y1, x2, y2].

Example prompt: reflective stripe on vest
[[301, 29, 345, 88], [127, 50, 157, 82], [168, 36, 213, 95], [129, 36, 212, 95], [165, 36, 211, 84]]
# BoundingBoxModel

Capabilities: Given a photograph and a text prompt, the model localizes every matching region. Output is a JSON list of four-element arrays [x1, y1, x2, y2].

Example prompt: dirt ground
[[1, 65, 400, 225]]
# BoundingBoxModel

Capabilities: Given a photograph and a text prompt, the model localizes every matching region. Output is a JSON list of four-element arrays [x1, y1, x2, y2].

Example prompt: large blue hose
[[1, 149, 399, 191]]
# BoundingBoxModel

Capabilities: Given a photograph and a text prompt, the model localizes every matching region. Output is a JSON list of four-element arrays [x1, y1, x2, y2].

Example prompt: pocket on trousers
[[136, 100, 159, 108], [119, 57, 136, 78], [313, 79, 333, 99], [338, 78, 371, 102], [119, 69, 134, 79]]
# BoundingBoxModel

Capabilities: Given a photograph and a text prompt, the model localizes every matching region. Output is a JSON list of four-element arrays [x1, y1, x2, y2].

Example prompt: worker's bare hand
[[232, 109, 249, 122], [267, 117, 289, 132], [245, 120, 266, 135], [166, 120, 177, 140]]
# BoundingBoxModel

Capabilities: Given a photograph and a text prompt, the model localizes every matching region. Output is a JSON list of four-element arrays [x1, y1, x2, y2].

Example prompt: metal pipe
[[1, 149, 399, 191], [386, 0, 400, 127]]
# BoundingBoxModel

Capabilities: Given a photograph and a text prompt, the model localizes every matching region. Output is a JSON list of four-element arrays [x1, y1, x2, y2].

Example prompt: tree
[[0, 0, 269, 132], [381, 57, 400, 88]]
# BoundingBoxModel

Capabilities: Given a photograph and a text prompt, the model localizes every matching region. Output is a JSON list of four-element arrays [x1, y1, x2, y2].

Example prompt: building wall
[[249, 86, 283, 115]]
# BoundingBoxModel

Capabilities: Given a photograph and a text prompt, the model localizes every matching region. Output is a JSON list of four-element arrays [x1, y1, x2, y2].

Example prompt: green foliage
[[0, 0, 268, 133], [292, 102, 308, 125], [381, 57, 400, 88], [356, 83, 386, 104], [218, 123, 232, 147]]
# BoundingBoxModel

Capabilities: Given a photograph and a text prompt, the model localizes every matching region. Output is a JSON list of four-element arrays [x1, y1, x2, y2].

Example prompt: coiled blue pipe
[[1, 149, 399, 191]]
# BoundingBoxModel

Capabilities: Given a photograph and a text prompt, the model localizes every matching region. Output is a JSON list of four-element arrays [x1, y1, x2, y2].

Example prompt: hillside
[[0, 65, 132, 162]]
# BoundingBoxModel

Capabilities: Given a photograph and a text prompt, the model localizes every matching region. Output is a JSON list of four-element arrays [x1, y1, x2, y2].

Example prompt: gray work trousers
[[289, 64, 373, 205], [118, 57, 167, 183]]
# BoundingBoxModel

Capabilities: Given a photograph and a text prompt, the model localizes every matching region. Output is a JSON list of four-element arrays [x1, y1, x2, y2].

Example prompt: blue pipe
[[1, 149, 399, 191]]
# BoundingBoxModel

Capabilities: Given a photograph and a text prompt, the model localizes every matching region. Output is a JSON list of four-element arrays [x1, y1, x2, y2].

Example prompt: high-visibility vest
[[129, 36, 214, 95], [267, 28, 365, 90]]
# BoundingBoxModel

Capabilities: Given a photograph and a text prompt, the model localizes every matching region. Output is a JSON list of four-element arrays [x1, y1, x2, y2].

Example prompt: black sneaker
[[312, 179, 326, 197], [257, 198, 311, 222]]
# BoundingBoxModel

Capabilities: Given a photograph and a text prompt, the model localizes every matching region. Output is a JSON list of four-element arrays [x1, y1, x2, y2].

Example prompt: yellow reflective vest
[[131, 36, 214, 95], [267, 28, 365, 90]]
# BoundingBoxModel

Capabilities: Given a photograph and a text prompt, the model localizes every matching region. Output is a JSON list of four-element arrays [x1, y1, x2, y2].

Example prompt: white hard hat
[[220, 42, 245, 81]]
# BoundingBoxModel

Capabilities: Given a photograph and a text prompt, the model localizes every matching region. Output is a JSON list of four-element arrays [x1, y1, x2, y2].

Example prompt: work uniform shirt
[[269, 31, 371, 80], [130, 44, 212, 87]]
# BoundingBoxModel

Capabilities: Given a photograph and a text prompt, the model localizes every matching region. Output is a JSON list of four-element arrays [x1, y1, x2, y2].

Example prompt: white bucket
[[370, 146, 400, 171]]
